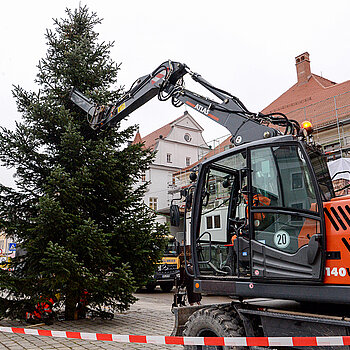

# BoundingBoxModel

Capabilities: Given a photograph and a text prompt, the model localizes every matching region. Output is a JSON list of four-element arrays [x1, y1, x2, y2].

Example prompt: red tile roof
[[132, 113, 188, 150], [133, 131, 142, 144], [176, 52, 350, 175], [262, 55, 350, 127]]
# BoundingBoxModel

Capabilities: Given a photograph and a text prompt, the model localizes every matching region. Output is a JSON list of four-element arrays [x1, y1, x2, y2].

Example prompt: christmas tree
[[0, 5, 167, 320]]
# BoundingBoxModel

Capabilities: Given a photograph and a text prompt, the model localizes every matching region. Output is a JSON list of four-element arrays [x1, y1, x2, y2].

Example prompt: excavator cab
[[191, 135, 332, 296]]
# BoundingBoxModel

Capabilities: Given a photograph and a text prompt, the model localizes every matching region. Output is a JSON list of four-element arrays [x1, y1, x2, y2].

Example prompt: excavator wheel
[[145, 282, 157, 292], [183, 306, 245, 350]]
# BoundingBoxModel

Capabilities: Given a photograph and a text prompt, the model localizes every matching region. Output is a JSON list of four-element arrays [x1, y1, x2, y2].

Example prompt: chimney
[[295, 52, 311, 84]]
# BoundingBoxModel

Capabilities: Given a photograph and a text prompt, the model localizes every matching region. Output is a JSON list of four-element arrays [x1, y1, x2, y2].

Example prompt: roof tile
[[262, 73, 350, 125]]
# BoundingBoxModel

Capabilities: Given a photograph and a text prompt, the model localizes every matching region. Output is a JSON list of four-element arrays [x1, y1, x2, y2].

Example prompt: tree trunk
[[65, 289, 78, 320]]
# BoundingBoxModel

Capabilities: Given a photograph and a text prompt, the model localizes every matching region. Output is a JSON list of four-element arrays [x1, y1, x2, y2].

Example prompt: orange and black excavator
[[70, 60, 350, 348]]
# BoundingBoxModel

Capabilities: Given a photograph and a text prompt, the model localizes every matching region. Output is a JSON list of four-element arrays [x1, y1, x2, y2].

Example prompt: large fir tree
[[0, 6, 167, 320]]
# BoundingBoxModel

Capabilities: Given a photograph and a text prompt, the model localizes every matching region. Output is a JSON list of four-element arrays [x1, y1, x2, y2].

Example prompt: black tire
[[145, 282, 157, 292], [160, 281, 174, 292], [183, 307, 245, 350]]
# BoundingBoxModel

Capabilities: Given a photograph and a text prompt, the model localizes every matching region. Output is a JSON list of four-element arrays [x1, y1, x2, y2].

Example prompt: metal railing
[[286, 91, 350, 129], [282, 91, 350, 158]]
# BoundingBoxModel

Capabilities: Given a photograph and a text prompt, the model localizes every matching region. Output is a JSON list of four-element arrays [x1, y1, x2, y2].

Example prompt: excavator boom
[[70, 60, 299, 146]]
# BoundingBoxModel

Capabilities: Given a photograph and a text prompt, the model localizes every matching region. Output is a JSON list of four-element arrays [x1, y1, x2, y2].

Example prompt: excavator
[[70, 60, 350, 349]]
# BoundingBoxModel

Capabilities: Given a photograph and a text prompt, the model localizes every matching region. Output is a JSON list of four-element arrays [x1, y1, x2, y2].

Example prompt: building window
[[149, 197, 158, 211], [141, 173, 146, 182], [167, 153, 172, 163], [206, 216, 213, 229], [186, 157, 191, 167], [291, 173, 303, 190], [206, 215, 221, 229], [214, 215, 221, 228], [324, 142, 342, 161], [184, 133, 192, 142]]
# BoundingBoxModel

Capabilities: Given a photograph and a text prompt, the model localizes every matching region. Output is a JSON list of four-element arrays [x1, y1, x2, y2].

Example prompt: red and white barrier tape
[[1, 327, 350, 346]]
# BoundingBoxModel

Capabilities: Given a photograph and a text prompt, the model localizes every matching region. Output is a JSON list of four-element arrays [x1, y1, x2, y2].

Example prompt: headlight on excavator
[[301, 120, 313, 136]]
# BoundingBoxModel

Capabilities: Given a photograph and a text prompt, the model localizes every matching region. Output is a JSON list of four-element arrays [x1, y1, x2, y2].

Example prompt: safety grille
[[324, 205, 350, 231]]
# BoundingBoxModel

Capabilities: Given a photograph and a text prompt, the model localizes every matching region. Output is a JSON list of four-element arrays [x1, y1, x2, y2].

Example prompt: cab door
[[249, 143, 325, 281], [193, 151, 248, 278]]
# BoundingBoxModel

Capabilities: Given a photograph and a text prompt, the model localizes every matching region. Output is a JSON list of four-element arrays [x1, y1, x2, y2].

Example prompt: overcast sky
[[1, 0, 350, 186]]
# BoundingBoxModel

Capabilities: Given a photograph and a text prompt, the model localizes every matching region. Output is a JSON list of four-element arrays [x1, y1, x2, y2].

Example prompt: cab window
[[251, 145, 320, 253], [251, 145, 316, 212]]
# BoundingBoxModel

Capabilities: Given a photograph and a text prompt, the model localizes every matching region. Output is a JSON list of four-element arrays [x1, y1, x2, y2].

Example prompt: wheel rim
[[196, 329, 222, 350]]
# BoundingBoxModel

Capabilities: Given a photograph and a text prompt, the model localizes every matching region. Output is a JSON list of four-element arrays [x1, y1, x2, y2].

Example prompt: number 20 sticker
[[274, 230, 290, 249]]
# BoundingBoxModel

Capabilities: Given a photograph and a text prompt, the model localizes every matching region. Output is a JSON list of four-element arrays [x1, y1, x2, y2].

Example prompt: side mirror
[[170, 204, 180, 226]]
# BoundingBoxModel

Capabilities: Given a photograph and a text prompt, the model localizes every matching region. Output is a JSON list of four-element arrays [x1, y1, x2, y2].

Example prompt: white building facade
[[134, 111, 209, 240]]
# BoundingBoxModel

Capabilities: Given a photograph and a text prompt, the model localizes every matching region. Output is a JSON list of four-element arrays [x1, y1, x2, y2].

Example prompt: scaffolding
[[286, 91, 350, 158], [197, 134, 232, 160]]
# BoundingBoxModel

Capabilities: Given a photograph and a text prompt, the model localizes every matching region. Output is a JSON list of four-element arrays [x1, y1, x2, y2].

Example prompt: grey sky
[[1, 0, 350, 186]]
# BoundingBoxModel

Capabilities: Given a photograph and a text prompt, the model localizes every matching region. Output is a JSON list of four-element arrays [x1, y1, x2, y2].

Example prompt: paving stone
[[0, 292, 228, 349]]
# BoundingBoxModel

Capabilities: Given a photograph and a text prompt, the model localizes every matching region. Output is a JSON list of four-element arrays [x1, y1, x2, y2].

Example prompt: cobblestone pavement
[[0, 289, 229, 349]]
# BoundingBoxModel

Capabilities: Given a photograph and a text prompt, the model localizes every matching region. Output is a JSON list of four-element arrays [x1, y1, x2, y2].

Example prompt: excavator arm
[[70, 60, 299, 145]]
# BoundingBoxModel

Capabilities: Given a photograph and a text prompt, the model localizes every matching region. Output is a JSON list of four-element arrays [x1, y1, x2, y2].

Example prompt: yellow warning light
[[195, 283, 200, 289], [301, 120, 313, 136]]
